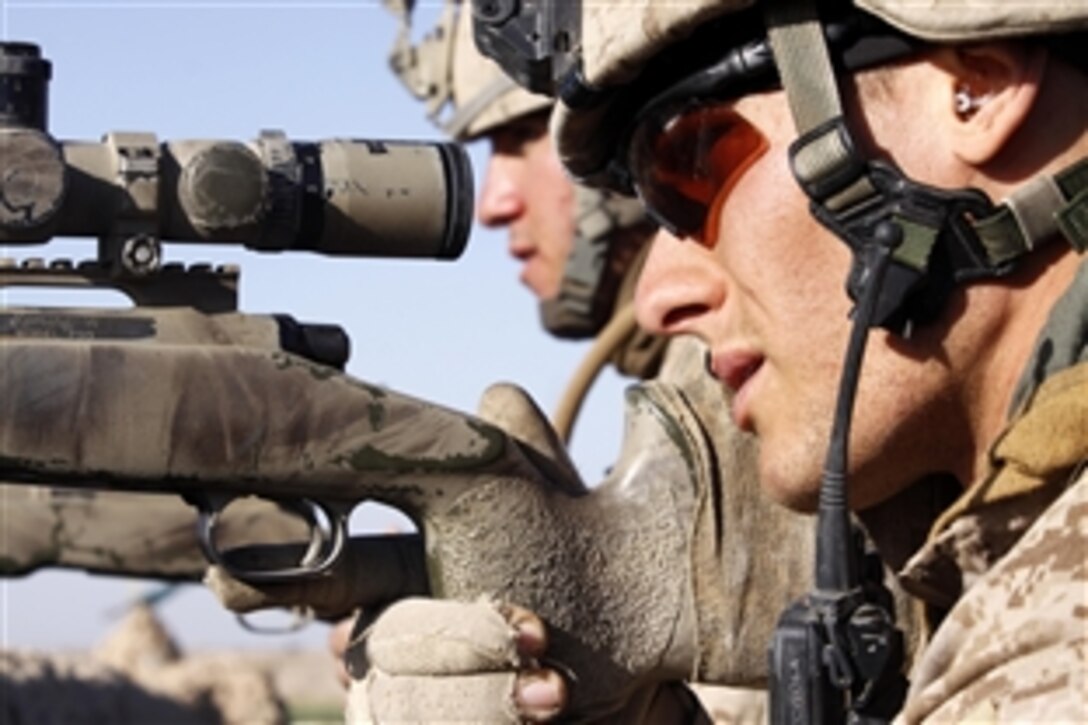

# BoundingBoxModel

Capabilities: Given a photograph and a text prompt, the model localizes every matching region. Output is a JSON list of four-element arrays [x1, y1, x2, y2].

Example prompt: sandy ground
[[2, 605, 347, 724], [210, 648, 346, 721]]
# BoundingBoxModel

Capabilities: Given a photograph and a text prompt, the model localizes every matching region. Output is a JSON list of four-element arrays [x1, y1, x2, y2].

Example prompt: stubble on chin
[[756, 415, 831, 514]]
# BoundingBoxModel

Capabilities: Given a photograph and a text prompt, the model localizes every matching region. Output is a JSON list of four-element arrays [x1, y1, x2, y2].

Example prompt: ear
[[943, 42, 1047, 166]]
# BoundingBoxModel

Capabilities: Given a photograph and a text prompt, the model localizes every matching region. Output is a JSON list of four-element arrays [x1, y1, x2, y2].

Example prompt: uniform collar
[[898, 257, 1088, 613]]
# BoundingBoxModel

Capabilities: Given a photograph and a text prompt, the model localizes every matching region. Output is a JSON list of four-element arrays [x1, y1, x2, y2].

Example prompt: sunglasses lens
[[627, 103, 768, 244]]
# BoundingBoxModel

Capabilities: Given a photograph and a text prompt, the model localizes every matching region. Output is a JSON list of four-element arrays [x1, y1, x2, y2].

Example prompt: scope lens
[[435, 141, 474, 260]]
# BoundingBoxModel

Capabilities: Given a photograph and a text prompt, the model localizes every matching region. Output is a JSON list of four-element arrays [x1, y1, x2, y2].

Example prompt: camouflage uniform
[[897, 259, 1088, 722], [385, 3, 816, 721], [537, 1, 1088, 719]]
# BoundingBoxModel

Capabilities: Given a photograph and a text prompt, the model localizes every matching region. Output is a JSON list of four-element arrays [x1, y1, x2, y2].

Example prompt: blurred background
[[0, 0, 626, 657]]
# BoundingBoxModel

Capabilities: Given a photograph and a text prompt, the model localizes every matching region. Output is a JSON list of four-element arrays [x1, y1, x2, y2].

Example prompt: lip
[[507, 234, 536, 262], [509, 246, 534, 263], [507, 239, 536, 286], [710, 349, 765, 431]]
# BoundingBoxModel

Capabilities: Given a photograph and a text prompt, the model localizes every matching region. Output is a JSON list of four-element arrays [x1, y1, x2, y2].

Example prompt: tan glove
[[337, 376, 719, 721], [342, 338, 823, 722], [347, 597, 711, 724]]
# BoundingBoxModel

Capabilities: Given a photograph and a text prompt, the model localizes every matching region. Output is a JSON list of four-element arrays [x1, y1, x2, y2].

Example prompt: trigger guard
[[194, 493, 233, 571], [198, 496, 352, 584], [236, 606, 314, 635], [295, 499, 349, 573]]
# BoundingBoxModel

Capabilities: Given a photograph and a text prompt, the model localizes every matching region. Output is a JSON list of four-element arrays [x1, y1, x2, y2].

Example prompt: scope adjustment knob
[[179, 141, 267, 240], [0, 127, 66, 239]]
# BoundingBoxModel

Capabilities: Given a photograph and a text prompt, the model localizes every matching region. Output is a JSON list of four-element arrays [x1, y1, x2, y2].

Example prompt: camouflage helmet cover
[[448, 0, 552, 140], [387, 0, 657, 342], [387, 0, 551, 142], [555, 0, 1088, 182]]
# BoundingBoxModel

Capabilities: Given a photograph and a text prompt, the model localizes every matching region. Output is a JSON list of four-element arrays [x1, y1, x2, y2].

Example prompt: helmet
[[536, 0, 1088, 333], [555, 0, 1088, 181], [387, 0, 661, 342], [386, 0, 551, 141]]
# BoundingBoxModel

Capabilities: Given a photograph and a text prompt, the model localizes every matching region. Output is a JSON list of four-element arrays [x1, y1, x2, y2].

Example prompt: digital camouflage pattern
[[384, 4, 813, 718], [535, 1, 1088, 720], [897, 365, 1088, 722], [891, 256, 1088, 721]]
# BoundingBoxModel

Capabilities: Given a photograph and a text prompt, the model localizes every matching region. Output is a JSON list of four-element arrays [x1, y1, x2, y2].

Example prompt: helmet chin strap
[[765, 0, 1088, 337], [763, 2, 1087, 723], [764, 6, 913, 722], [540, 186, 651, 339]]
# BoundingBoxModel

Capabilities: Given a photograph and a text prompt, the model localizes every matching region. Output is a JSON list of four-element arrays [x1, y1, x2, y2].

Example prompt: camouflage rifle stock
[[0, 40, 466, 610], [0, 308, 725, 711], [0, 42, 741, 712], [0, 484, 308, 581]]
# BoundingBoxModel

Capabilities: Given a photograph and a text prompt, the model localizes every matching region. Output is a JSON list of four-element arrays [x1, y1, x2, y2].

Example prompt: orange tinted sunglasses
[[626, 102, 769, 246]]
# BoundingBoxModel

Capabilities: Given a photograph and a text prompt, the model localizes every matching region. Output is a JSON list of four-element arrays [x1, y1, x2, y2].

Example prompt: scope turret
[[0, 42, 51, 130]]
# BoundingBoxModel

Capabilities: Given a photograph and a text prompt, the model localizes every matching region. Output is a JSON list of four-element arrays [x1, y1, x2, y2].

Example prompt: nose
[[635, 229, 726, 339], [476, 153, 525, 228]]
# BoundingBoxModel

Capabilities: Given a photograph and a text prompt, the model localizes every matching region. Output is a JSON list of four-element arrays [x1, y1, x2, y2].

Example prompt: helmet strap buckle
[[788, 118, 999, 334]]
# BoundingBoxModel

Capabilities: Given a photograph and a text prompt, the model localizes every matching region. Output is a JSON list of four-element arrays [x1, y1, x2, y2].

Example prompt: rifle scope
[[0, 42, 473, 269]]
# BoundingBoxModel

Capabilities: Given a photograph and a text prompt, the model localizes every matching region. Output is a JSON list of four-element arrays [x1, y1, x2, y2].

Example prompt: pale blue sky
[[0, 0, 627, 651]]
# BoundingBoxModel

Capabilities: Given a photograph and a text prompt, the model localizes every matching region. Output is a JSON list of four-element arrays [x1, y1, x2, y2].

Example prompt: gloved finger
[[348, 665, 567, 723], [366, 597, 522, 674], [498, 601, 549, 659], [353, 598, 568, 724], [515, 668, 568, 722], [204, 533, 427, 619], [349, 670, 521, 724]]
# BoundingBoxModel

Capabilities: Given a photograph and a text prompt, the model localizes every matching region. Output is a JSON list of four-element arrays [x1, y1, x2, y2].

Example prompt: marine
[[338, 2, 826, 721], [350, 0, 1088, 721]]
